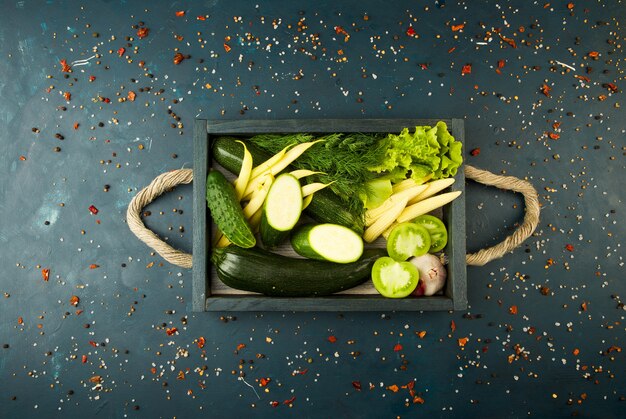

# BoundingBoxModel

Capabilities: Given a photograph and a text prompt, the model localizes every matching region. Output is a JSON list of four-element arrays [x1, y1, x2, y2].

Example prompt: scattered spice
[[451, 23, 465, 32], [327, 335, 337, 343], [470, 148, 481, 156], [461, 64, 472, 75], [136, 27, 149, 39], [69, 295, 80, 306], [173, 53, 185, 65], [175, 11, 185, 17], [393, 343, 403, 352], [41, 268, 50, 282], [88, 205, 99, 215]]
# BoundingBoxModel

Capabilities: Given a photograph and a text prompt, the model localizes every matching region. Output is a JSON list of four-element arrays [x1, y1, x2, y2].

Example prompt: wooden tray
[[192, 119, 467, 312]]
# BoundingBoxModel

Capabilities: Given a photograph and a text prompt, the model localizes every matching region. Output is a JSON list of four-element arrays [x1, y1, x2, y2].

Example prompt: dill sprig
[[247, 132, 388, 213]]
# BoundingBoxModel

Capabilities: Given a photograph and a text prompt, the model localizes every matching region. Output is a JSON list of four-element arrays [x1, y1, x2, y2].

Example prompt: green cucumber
[[260, 173, 302, 247], [211, 137, 364, 234], [212, 246, 386, 297], [291, 224, 363, 263], [205, 170, 256, 248]]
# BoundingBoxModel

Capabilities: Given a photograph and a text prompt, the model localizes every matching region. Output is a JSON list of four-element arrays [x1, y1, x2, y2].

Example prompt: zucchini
[[205, 170, 256, 248], [291, 224, 363, 263], [260, 173, 302, 247], [212, 246, 386, 297], [212, 136, 273, 173], [304, 188, 364, 234], [212, 137, 364, 235]]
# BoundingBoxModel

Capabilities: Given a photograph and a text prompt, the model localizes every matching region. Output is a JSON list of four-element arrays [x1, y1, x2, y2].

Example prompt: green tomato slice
[[413, 215, 448, 253], [386, 222, 431, 261], [371, 257, 419, 298]]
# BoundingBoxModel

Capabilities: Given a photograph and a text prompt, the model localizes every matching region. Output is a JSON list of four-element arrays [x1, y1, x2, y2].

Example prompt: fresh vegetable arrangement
[[207, 123, 462, 299]]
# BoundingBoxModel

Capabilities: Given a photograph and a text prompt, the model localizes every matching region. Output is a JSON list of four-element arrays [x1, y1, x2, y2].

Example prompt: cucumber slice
[[260, 173, 303, 247], [371, 257, 419, 298], [386, 222, 431, 261], [291, 224, 364, 263]]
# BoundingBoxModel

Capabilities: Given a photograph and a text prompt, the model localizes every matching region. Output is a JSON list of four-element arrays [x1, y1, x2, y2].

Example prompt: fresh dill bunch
[[247, 132, 388, 213]]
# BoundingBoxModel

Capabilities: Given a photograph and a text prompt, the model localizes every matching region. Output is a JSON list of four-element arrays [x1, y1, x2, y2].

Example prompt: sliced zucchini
[[291, 224, 364, 264], [260, 173, 303, 247]]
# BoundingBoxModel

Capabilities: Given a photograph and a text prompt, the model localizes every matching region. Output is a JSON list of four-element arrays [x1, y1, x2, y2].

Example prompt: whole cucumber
[[206, 170, 256, 248], [211, 137, 364, 234], [212, 246, 386, 297]]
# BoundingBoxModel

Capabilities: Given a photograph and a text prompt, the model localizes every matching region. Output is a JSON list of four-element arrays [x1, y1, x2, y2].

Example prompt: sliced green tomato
[[386, 223, 431, 261], [371, 257, 419, 298], [413, 215, 448, 253]]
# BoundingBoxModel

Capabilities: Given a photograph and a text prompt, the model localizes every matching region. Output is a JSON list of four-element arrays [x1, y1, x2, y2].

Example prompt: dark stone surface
[[0, 1, 623, 417]]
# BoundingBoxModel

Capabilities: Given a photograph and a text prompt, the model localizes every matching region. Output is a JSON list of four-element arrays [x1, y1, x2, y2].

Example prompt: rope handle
[[126, 166, 540, 269]]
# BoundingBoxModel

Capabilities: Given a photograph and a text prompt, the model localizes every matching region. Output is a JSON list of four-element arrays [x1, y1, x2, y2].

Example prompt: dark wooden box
[[192, 119, 467, 312]]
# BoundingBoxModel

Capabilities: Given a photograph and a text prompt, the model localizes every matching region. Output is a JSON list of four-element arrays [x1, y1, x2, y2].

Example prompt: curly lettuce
[[369, 121, 462, 181]]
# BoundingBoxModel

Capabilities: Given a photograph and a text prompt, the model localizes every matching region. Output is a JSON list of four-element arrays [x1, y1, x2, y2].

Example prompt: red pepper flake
[[327, 335, 337, 343], [419, 63, 428, 70], [502, 37, 517, 49], [88, 75, 96, 82], [548, 132, 560, 140], [69, 295, 80, 306], [88, 205, 99, 215], [543, 3, 551, 8], [497, 59, 506, 69], [136, 27, 149, 39], [17, 316, 23, 325], [270, 401, 280, 407], [73, 122, 80, 130], [19, 155, 27, 161], [82, 355, 88, 363], [88, 341, 98, 347], [42, 268, 50, 282], [541, 84, 552, 97], [567, 2, 575, 10], [552, 121, 561, 130], [603, 83, 618, 93], [75, 310, 83, 315], [63, 91, 71, 101], [197, 15, 207, 21], [406, 26, 416, 37], [417, 331, 427, 339], [413, 396, 425, 404], [150, 367, 157, 374], [457, 337, 468, 347], [387, 384, 399, 393], [127, 91, 136, 101], [236, 343, 246, 351], [117, 47, 125, 57], [223, 43, 231, 53], [451, 23, 465, 32], [393, 343, 403, 352], [89, 375, 102, 384], [461, 64, 472, 75], [606, 345, 621, 353], [352, 381, 362, 391], [175, 10, 185, 17], [581, 301, 588, 311], [565, 244, 574, 252], [574, 75, 591, 83], [59, 59, 71, 72], [587, 51, 599, 58], [470, 148, 480, 156], [177, 371, 185, 380], [173, 52, 185, 65], [509, 305, 518, 315], [259, 377, 271, 387], [450, 320, 456, 333], [166, 327, 178, 336], [448, 46, 456, 53], [197, 337, 205, 349], [89, 264, 99, 269], [283, 396, 296, 405]]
